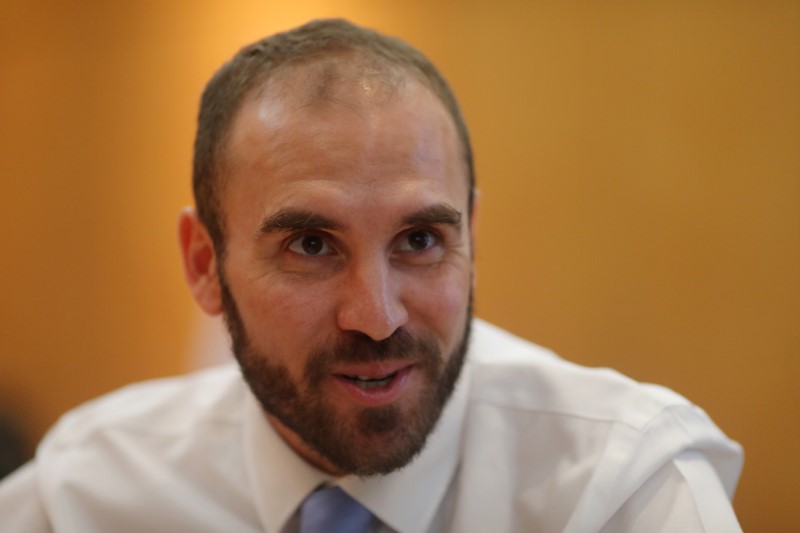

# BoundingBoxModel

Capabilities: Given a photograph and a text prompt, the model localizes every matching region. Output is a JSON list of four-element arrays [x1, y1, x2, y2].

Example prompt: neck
[[265, 412, 347, 477]]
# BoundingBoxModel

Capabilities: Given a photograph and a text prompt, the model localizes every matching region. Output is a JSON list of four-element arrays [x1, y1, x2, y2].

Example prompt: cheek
[[406, 267, 472, 342], [245, 274, 331, 316], [233, 278, 336, 358]]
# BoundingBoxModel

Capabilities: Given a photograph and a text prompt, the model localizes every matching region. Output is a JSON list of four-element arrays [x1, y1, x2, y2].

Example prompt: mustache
[[304, 328, 441, 384]]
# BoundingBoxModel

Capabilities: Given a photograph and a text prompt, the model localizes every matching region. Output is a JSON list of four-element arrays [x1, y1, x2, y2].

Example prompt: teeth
[[355, 376, 393, 389], [344, 372, 397, 389]]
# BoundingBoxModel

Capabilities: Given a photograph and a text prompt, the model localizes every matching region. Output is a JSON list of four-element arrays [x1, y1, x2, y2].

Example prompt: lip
[[331, 362, 415, 407]]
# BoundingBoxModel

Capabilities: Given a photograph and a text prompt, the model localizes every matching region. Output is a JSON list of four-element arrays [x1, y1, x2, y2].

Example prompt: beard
[[218, 274, 472, 477]]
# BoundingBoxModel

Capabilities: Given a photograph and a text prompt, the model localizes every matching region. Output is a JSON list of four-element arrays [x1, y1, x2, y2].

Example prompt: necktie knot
[[300, 486, 375, 533]]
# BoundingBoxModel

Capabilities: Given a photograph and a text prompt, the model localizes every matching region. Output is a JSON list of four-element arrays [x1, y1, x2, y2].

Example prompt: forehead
[[260, 53, 409, 108], [220, 62, 468, 226]]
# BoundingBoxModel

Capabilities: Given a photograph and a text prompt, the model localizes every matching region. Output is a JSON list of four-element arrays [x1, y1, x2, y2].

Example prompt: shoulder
[[32, 364, 260, 530], [451, 320, 743, 531], [40, 363, 245, 451], [466, 319, 690, 429], [462, 319, 743, 497]]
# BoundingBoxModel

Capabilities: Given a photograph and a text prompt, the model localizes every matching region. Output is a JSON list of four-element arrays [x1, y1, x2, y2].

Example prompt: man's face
[[217, 70, 474, 476]]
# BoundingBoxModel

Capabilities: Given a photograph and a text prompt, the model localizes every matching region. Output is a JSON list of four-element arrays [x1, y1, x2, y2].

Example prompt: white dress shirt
[[0, 319, 744, 532]]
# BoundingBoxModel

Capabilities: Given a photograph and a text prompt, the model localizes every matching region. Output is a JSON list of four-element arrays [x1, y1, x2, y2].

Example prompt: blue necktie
[[300, 486, 375, 533]]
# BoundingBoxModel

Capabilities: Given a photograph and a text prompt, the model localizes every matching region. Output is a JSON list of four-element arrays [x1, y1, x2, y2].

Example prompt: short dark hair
[[192, 18, 474, 257]]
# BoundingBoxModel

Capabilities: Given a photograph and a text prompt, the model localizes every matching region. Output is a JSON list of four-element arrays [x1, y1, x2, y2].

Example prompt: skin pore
[[180, 58, 476, 476]]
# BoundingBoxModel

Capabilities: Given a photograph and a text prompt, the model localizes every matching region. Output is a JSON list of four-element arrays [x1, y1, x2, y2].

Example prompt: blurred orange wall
[[1, 1, 797, 531]]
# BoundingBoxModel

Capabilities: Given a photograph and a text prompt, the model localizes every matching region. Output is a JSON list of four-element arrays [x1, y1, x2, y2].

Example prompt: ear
[[469, 189, 480, 288], [469, 188, 481, 250], [178, 207, 222, 316], [469, 188, 480, 239]]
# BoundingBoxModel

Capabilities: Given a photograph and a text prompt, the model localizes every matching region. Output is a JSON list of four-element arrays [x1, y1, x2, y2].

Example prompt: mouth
[[331, 363, 415, 406], [339, 371, 398, 390]]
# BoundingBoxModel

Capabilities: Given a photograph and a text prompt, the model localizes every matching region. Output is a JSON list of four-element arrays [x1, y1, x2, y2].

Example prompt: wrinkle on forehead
[[235, 70, 453, 170], [252, 53, 410, 119], [221, 57, 468, 215]]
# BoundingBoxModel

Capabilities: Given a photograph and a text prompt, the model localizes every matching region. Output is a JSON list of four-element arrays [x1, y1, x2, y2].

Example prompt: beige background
[[1, 1, 798, 531]]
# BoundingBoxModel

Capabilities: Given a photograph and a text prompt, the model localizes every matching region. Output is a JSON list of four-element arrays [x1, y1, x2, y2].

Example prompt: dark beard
[[218, 274, 472, 476]]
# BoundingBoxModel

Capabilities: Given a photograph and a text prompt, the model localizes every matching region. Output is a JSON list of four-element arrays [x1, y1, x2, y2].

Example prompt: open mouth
[[331, 364, 414, 406], [339, 372, 398, 390]]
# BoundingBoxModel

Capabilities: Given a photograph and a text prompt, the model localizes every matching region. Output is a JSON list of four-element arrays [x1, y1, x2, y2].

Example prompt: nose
[[336, 256, 408, 341]]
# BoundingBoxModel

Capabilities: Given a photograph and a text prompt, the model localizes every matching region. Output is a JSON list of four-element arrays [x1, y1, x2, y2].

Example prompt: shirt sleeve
[[601, 451, 743, 533], [0, 461, 52, 532]]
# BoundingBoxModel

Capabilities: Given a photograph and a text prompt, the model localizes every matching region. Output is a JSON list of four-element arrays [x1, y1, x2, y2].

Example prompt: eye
[[287, 234, 333, 256], [398, 229, 439, 253]]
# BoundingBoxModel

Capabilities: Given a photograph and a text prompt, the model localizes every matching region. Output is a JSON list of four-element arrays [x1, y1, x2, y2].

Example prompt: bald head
[[192, 19, 474, 256], [247, 52, 408, 123]]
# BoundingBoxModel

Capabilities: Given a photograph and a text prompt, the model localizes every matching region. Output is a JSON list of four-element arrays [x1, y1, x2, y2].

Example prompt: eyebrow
[[259, 209, 343, 234], [258, 202, 462, 235], [402, 203, 462, 227]]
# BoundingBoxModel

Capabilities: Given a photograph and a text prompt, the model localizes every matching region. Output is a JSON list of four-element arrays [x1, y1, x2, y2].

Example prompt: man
[[0, 18, 743, 532]]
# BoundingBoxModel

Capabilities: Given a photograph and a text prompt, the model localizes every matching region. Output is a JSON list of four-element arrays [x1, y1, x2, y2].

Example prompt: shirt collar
[[242, 391, 330, 533], [242, 361, 471, 533]]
